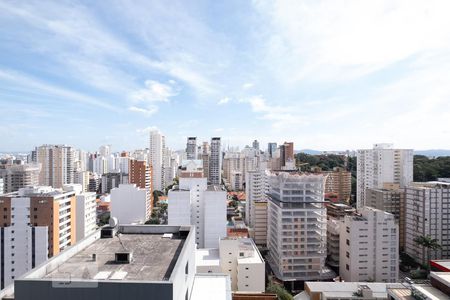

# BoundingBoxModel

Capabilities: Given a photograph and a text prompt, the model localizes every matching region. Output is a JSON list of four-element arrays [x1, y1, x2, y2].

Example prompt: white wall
[[76, 192, 97, 242], [110, 184, 148, 224]]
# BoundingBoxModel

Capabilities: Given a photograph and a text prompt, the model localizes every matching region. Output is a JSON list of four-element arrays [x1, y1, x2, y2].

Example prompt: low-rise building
[[2, 225, 232, 300], [196, 238, 265, 293], [298, 281, 404, 300]]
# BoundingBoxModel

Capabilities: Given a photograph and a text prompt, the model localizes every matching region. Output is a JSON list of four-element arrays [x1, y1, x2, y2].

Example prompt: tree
[[414, 235, 442, 270], [266, 282, 293, 300]]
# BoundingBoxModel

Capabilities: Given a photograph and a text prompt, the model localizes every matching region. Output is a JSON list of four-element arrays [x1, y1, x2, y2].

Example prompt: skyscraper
[[186, 137, 197, 160], [252, 140, 260, 151], [356, 143, 413, 209], [267, 142, 277, 158], [36, 144, 74, 188], [149, 130, 164, 191], [209, 137, 222, 185]]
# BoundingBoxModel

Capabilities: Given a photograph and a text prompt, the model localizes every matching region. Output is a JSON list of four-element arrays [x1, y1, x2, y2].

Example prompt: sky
[[1, 0, 450, 152]]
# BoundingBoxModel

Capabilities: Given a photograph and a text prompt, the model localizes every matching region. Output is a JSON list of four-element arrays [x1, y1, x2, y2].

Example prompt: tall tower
[[356, 143, 413, 209], [209, 137, 222, 185], [149, 130, 164, 191], [36, 145, 74, 188], [186, 137, 197, 160]]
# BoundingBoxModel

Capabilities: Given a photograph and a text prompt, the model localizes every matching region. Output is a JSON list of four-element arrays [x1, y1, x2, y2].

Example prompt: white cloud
[[129, 80, 177, 103], [242, 83, 254, 90], [217, 97, 230, 105], [136, 126, 159, 134], [253, 0, 450, 84], [0, 69, 120, 112], [128, 106, 158, 116]]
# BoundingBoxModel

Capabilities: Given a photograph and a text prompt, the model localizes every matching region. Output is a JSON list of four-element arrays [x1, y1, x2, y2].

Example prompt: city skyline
[[1, 1, 450, 151]]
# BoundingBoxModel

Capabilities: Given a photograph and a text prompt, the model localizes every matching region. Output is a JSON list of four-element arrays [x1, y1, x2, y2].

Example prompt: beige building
[[0, 162, 41, 193], [323, 167, 352, 203], [36, 144, 74, 188], [365, 183, 406, 250]]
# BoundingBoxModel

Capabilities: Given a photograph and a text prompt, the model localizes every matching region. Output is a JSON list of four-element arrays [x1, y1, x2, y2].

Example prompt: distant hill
[[414, 150, 450, 157], [295, 149, 322, 155]]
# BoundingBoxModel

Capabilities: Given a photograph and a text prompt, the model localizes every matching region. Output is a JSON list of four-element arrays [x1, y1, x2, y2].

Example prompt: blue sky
[[1, 0, 450, 152]]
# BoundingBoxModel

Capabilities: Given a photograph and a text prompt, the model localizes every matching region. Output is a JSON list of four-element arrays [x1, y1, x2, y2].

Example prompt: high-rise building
[[252, 140, 260, 151], [186, 137, 198, 160], [267, 142, 277, 158], [279, 142, 294, 169], [365, 183, 406, 250], [209, 137, 222, 185], [202, 142, 210, 182], [326, 203, 356, 272], [129, 159, 153, 210], [404, 181, 450, 265], [0, 186, 77, 289], [168, 175, 226, 248], [267, 172, 333, 286], [74, 170, 90, 192], [0, 177, 3, 195], [110, 184, 151, 224], [61, 184, 97, 243], [356, 143, 413, 208], [340, 207, 399, 283], [98, 145, 111, 157], [0, 162, 40, 193], [36, 144, 74, 188], [149, 130, 164, 191], [101, 172, 123, 193], [323, 167, 352, 203], [245, 170, 269, 246]]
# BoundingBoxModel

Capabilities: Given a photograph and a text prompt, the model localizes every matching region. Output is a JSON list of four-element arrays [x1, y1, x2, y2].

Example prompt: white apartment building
[[245, 170, 269, 246], [36, 144, 74, 188], [0, 178, 3, 194], [168, 176, 227, 248], [209, 137, 222, 185], [267, 172, 333, 285], [75, 192, 97, 242], [0, 186, 77, 289], [92, 156, 108, 175], [404, 181, 450, 265], [356, 143, 413, 208], [196, 238, 265, 292], [0, 194, 48, 289], [110, 184, 150, 224], [74, 170, 90, 192], [149, 130, 164, 191], [340, 207, 398, 283]]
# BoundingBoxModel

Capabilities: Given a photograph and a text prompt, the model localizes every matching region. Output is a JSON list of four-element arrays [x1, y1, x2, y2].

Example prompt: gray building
[[186, 137, 197, 160], [209, 137, 222, 185], [267, 143, 277, 158], [8, 225, 199, 300]]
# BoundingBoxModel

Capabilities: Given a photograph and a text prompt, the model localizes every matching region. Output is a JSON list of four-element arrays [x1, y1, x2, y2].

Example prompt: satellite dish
[[109, 217, 118, 227]]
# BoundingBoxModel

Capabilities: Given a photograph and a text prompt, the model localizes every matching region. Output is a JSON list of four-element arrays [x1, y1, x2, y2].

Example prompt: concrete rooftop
[[44, 233, 185, 282]]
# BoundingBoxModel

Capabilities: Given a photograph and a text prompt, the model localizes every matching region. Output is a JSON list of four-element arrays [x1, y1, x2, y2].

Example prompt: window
[[346, 264, 349, 270], [346, 239, 350, 246]]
